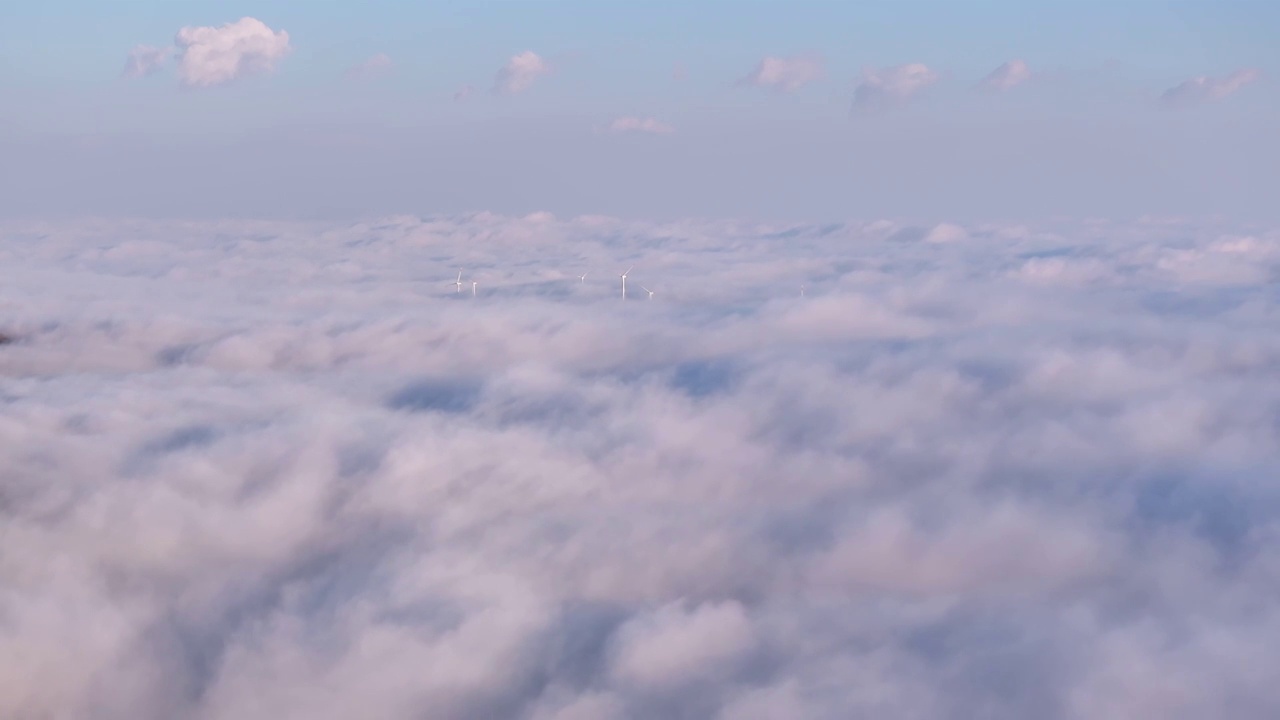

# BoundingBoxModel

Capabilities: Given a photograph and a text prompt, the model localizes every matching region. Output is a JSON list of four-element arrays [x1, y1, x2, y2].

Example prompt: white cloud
[[173, 17, 292, 88], [607, 117, 675, 135], [979, 59, 1032, 92], [492, 51, 550, 95], [740, 55, 824, 92], [453, 84, 476, 102], [853, 63, 939, 110], [1162, 68, 1262, 107], [346, 52, 393, 79], [122, 45, 170, 78], [1, 214, 1279, 718]]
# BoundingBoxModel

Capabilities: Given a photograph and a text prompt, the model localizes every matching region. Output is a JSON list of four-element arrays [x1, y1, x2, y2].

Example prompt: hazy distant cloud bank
[[607, 116, 675, 134], [979, 59, 1032, 92], [121, 44, 170, 78], [2, 213, 1280, 719], [1162, 68, 1263, 107], [853, 63, 939, 110], [740, 54, 825, 92], [346, 52, 394, 79]]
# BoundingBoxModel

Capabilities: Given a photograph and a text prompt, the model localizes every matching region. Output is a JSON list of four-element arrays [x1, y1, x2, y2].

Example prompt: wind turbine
[[619, 266, 633, 300], [472, 281, 477, 297], [453, 270, 464, 294], [800, 284, 806, 298], [578, 272, 588, 284], [640, 285, 655, 300]]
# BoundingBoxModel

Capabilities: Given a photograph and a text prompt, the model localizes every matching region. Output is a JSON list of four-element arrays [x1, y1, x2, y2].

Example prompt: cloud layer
[[493, 51, 550, 95], [1, 214, 1280, 718], [740, 55, 824, 92], [173, 17, 292, 88]]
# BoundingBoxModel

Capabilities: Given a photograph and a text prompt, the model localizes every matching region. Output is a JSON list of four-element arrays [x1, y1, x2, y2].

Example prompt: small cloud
[[346, 52, 393, 79], [607, 117, 675, 135], [610, 601, 755, 691], [493, 51, 550, 95], [740, 55, 824, 93], [924, 222, 969, 244], [1161, 68, 1262, 107], [174, 17, 291, 88], [122, 44, 171, 79], [453, 84, 475, 102], [853, 63, 939, 111], [979, 59, 1032, 92]]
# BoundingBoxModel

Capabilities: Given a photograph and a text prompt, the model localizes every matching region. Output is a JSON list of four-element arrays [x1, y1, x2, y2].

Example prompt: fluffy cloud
[[853, 63, 939, 110], [346, 52, 393, 79], [174, 17, 292, 88], [1, 213, 1280, 718], [1162, 68, 1263, 107], [740, 55, 824, 92], [607, 117, 675, 135], [121, 44, 170, 78], [454, 84, 476, 102], [979, 58, 1032, 92], [493, 51, 550, 95]]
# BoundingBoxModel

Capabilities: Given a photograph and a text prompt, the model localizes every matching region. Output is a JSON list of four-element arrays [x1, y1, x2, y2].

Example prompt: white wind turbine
[[619, 266, 633, 300], [800, 284, 806, 297], [472, 280, 477, 297], [453, 270, 464, 294], [640, 285, 655, 300], [578, 272, 588, 284]]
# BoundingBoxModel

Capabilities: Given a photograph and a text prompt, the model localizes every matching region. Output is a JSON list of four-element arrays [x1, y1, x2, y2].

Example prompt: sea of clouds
[[2, 212, 1279, 719]]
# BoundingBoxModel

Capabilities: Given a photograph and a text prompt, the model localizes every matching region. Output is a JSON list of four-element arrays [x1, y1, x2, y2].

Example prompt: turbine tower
[[454, 270, 464, 294], [640, 285, 655, 300], [472, 281, 477, 297], [619, 266, 632, 300]]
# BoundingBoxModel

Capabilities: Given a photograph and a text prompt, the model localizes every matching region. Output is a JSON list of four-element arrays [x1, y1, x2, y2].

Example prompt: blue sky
[[1, 0, 1276, 221]]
